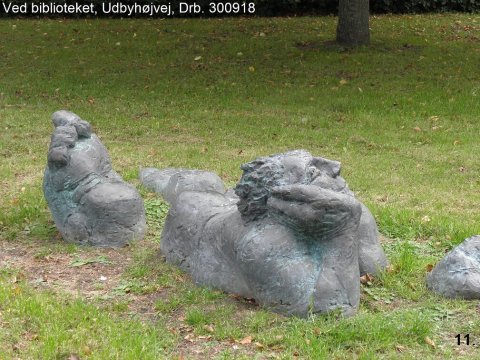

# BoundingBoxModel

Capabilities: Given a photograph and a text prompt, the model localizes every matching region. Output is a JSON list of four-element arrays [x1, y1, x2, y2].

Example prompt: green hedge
[[270, 0, 480, 13], [266, 0, 480, 14], [1, 0, 479, 18], [370, 0, 480, 13]]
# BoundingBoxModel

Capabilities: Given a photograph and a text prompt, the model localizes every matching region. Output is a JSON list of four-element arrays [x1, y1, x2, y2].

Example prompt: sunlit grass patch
[[0, 271, 176, 359]]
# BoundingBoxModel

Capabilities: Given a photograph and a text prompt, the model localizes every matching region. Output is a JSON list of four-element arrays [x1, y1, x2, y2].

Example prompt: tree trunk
[[336, 0, 370, 46]]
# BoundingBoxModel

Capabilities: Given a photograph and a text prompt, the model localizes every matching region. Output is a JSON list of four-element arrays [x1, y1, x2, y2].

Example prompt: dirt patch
[[0, 240, 134, 298], [0, 239, 278, 358], [0, 238, 179, 325]]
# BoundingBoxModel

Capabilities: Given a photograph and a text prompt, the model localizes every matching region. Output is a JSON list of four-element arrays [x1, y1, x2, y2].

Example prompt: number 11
[[456, 334, 470, 345]]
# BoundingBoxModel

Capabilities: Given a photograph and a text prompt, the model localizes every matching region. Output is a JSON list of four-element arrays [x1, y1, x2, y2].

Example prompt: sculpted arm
[[267, 184, 362, 238]]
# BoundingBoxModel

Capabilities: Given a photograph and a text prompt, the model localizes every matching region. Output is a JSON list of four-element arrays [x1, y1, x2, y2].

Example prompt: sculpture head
[[234, 150, 351, 222], [47, 111, 113, 191]]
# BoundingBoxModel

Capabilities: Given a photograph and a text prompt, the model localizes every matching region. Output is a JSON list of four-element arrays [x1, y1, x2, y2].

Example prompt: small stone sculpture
[[43, 110, 146, 247], [427, 235, 480, 299], [141, 150, 388, 317]]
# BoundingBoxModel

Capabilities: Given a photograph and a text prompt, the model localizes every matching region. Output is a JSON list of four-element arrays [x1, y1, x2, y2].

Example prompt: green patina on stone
[[43, 110, 146, 247], [141, 150, 388, 317]]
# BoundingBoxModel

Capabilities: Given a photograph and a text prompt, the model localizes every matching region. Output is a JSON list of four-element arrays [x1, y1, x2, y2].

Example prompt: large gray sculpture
[[141, 150, 388, 317], [427, 235, 480, 299], [43, 110, 146, 247]]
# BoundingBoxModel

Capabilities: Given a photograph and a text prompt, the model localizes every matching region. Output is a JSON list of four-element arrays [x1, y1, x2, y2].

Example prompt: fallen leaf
[[239, 335, 253, 344], [360, 273, 374, 284], [198, 335, 212, 340], [248, 66, 255, 72], [184, 334, 195, 343], [255, 342, 265, 349], [425, 264, 434, 272], [179, 324, 193, 333], [173, 274, 185, 282], [421, 215, 431, 223], [12, 286, 22, 296], [396, 344, 406, 352], [425, 336, 435, 348], [376, 195, 388, 203], [83, 345, 92, 355], [203, 324, 214, 333], [386, 265, 396, 273], [339, 79, 348, 85], [414, 126, 422, 132]]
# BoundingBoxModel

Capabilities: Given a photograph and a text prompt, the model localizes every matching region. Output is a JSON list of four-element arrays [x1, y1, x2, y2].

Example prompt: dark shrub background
[[1, 0, 479, 17]]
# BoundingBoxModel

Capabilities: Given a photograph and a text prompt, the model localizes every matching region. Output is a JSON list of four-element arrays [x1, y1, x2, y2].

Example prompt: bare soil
[[0, 239, 276, 359]]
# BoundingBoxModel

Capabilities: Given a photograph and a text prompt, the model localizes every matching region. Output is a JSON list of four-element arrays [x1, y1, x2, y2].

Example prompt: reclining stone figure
[[427, 235, 480, 299], [43, 110, 146, 247], [141, 150, 387, 317]]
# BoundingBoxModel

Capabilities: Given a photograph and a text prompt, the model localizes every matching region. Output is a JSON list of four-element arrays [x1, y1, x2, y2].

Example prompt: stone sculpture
[[427, 235, 480, 299], [140, 168, 226, 204], [141, 150, 388, 317], [43, 110, 146, 247]]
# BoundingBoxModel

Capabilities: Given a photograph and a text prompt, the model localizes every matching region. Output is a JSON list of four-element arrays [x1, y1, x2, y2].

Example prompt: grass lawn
[[1, 13, 480, 359]]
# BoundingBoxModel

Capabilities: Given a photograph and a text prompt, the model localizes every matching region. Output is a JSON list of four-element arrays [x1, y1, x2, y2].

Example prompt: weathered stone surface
[[140, 167, 225, 204], [357, 204, 388, 275], [427, 235, 480, 299], [43, 110, 146, 247], [142, 150, 388, 317]]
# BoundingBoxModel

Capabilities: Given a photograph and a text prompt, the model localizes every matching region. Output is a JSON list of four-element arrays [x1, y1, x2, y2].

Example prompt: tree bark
[[336, 0, 370, 46]]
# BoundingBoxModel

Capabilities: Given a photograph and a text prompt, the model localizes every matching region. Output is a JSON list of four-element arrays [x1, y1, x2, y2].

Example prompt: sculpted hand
[[267, 184, 362, 236]]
